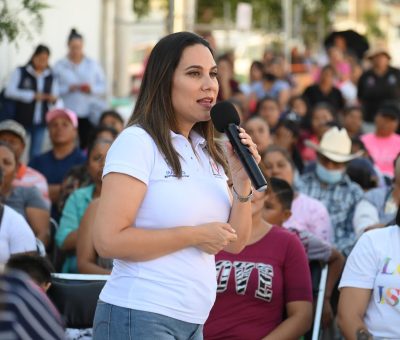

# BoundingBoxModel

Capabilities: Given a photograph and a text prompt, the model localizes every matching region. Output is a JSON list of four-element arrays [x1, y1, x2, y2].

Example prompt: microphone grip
[[225, 124, 268, 192]]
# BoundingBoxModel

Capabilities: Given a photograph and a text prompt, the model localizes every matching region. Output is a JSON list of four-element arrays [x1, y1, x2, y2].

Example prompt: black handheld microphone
[[210, 101, 268, 192]]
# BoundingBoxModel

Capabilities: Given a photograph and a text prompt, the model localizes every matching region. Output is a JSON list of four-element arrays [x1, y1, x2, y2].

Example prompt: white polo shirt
[[99, 126, 231, 324]]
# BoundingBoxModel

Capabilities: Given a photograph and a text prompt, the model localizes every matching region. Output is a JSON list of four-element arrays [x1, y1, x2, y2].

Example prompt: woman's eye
[[210, 71, 218, 78], [188, 71, 201, 77]]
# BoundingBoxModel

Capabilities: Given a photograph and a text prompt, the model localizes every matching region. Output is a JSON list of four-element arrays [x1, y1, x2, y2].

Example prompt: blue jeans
[[26, 125, 46, 160], [93, 301, 203, 340]]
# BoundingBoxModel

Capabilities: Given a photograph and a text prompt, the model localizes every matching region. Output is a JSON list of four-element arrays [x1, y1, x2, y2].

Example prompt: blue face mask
[[316, 162, 345, 184]]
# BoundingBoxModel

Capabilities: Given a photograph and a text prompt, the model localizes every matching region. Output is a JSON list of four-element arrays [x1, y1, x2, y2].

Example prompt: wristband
[[232, 186, 253, 203], [356, 329, 372, 340]]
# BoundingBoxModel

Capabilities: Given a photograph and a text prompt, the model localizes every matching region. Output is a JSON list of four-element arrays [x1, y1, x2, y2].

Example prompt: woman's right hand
[[195, 222, 237, 254]]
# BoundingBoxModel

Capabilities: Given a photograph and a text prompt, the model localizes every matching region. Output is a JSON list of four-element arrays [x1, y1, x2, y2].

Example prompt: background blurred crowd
[[1, 27, 400, 339]]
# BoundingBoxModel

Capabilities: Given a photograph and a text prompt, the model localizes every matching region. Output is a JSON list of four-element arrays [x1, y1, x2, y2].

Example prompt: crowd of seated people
[[1, 29, 400, 339]]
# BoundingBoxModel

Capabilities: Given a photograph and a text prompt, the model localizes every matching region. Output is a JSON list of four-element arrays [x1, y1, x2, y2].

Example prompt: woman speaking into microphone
[[92, 31, 260, 339]]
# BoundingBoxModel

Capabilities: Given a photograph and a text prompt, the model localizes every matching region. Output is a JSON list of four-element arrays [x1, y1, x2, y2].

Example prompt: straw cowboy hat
[[305, 127, 363, 163], [366, 44, 391, 60]]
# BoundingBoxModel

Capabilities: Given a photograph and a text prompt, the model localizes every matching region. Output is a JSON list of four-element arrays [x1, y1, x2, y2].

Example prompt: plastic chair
[[47, 273, 109, 329]]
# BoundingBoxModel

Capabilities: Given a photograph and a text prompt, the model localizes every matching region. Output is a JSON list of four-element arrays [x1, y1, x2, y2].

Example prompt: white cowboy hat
[[305, 127, 363, 163]]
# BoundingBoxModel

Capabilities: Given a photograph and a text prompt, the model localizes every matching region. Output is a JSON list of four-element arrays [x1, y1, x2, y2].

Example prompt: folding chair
[[303, 261, 328, 340], [47, 273, 109, 329], [311, 264, 328, 340], [46, 218, 65, 272]]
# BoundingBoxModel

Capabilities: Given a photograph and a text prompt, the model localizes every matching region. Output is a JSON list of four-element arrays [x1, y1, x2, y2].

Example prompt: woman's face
[[292, 98, 307, 117], [343, 109, 362, 134], [243, 117, 271, 154], [68, 38, 84, 59], [375, 114, 399, 137], [311, 108, 334, 138], [320, 68, 335, 84], [250, 64, 263, 82], [262, 151, 294, 185], [171, 44, 219, 132], [217, 59, 233, 79], [101, 116, 124, 133], [87, 142, 111, 185], [0, 146, 17, 187], [32, 52, 49, 72], [258, 100, 280, 129], [328, 47, 344, 63], [274, 125, 296, 151]]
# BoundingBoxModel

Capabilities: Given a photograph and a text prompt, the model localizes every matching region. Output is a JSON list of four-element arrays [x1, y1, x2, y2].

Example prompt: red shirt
[[204, 226, 312, 340]]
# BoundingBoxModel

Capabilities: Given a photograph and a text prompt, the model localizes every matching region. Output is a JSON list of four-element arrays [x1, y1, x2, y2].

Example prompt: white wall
[[0, 0, 103, 88]]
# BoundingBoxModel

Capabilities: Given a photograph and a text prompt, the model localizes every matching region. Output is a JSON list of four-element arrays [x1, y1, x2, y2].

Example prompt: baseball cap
[[0, 120, 27, 144], [46, 108, 78, 128]]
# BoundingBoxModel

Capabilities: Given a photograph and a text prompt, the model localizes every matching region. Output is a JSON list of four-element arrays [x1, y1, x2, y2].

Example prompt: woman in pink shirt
[[262, 145, 333, 243], [361, 103, 400, 177]]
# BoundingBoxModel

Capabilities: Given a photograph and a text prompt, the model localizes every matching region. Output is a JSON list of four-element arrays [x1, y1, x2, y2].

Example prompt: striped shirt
[[0, 271, 64, 339], [13, 164, 50, 207]]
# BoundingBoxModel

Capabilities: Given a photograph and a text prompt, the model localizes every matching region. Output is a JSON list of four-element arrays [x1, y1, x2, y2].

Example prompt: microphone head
[[210, 101, 241, 133]]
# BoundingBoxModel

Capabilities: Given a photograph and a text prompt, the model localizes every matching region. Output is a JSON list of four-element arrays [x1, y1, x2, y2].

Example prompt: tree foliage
[[0, 0, 48, 42], [196, 0, 341, 42], [132, 0, 151, 18]]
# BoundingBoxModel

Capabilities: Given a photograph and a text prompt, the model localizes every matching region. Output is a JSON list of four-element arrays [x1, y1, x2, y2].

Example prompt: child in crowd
[[204, 177, 313, 339], [6, 253, 53, 292], [282, 95, 308, 123]]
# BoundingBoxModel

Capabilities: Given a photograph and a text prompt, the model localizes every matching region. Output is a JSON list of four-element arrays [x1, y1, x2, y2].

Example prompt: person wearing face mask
[[297, 127, 364, 256]]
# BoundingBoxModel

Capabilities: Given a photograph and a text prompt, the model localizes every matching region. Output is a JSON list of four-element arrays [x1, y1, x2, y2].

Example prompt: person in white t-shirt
[[338, 219, 400, 340], [0, 167, 37, 264], [92, 32, 260, 339]]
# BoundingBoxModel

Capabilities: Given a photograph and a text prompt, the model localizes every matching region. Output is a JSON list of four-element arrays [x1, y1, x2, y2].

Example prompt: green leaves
[[0, 0, 49, 43]]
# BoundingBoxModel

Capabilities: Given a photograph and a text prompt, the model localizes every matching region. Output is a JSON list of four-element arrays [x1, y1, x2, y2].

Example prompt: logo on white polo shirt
[[165, 170, 189, 178], [209, 158, 223, 179]]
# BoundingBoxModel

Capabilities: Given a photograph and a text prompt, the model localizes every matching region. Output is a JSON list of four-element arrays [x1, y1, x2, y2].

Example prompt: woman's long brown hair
[[127, 32, 227, 177]]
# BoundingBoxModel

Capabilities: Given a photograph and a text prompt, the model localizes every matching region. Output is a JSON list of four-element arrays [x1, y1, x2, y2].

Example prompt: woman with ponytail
[[54, 28, 107, 149]]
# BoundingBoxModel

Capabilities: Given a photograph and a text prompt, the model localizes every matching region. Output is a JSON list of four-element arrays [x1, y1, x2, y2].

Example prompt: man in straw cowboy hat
[[358, 44, 400, 130], [298, 127, 364, 256]]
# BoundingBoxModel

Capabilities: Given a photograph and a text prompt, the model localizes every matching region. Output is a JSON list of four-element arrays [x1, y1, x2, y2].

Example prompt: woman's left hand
[[226, 127, 261, 188]]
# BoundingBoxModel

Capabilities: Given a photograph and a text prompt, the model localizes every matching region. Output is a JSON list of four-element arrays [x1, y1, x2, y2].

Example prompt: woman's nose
[[202, 76, 217, 92]]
